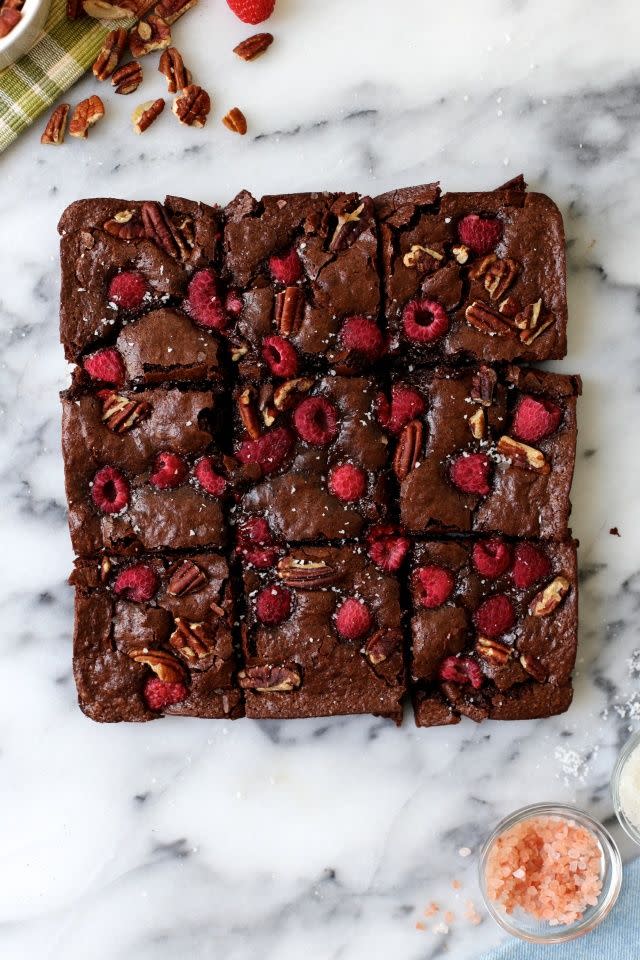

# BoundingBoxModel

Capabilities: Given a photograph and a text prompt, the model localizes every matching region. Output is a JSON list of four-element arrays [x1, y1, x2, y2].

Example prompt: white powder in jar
[[619, 745, 640, 831]]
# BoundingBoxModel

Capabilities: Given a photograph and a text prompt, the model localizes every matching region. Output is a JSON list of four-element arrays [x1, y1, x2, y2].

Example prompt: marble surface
[[1, 0, 640, 956]]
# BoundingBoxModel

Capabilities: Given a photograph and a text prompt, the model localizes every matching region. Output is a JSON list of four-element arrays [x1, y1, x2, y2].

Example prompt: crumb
[[610, 526, 620, 536], [452, 879, 462, 890], [415, 921, 426, 932], [458, 846, 472, 858]]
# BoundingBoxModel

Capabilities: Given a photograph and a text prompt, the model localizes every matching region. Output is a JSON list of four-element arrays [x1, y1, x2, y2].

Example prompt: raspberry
[[335, 598, 373, 640], [240, 517, 271, 545], [108, 271, 149, 311], [262, 335, 299, 378], [269, 248, 303, 284], [450, 453, 491, 495], [186, 269, 228, 331], [457, 214, 503, 254], [512, 543, 551, 590], [414, 565, 455, 609], [439, 656, 484, 689], [91, 466, 130, 513], [472, 539, 512, 578], [144, 676, 188, 711], [339, 316, 385, 361], [256, 585, 292, 625], [366, 525, 411, 572], [194, 457, 227, 496], [293, 396, 338, 445], [512, 395, 563, 443], [474, 595, 515, 637], [226, 0, 275, 24], [83, 348, 125, 386], [149, 452, 188, 490], [402, 298, 449, 343], [376, 385, 426, 434], [237, 517, 279, 569], [113, 563, 159, 602], [328, 463, 367, 502], [236, 427, 294, 474]]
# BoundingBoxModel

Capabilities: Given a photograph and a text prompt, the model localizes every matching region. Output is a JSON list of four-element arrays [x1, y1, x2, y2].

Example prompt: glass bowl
[[612, 729, 640, 846], [478, 802, 622, 943]]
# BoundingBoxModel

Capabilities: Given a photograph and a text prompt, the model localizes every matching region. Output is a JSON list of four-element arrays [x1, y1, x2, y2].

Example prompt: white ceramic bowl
[[0, 0, 52, 72]]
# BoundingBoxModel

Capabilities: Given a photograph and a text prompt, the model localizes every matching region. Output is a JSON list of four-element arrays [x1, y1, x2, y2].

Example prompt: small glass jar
[[478, 802, 622, 944], [612, 729, 640, 846]]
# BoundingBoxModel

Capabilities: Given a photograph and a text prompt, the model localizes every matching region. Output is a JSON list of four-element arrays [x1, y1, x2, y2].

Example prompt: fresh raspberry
[[512, 543, 551, 590], [269, 248, 303, 284], [144, 676, 188, 711], [256, 585, 292, 625], [457, 214, 503, 254], [262, 335, 299, 378], [339, 316, 386, 361], [240, 517, 272, 545], [328, 463, 367, 502], [450, 453, 491, 495], [376, 385, 426, 434], [439, 656, 484, 689], [149, 452, 188, 490], [237, 517, 279, 569], [83, 348, 125, 386], [414, 565, 455, 609], [472, 539, 512, 578], [108, 271, 149, 311], [226, 0, 275, 24], [113, 563, 159, 602], [194, 457, 227, 496], [91, 466, 130, 513], [186, 269, 228, 331], [366, 524, 411, 572], [236, 427, 294, 474], [402, 298, 449, 343], [225, 289, 244, 316], [474, 595, 515, 637], [512, 395, 563, 443], [293, 396, 338, 446], [335, 598, 373, 640]]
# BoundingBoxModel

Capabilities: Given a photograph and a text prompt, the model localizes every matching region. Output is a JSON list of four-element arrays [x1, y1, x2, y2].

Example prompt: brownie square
[[240, 544, 406, 722], [223, 190, 382, 377], [70, 552, 242, 722], [382, 365, 580, 540], [61, 386, 229, 556], [409, 537, 577, 726], [231, 374, 391, 542], [375, 177, 567, 364]]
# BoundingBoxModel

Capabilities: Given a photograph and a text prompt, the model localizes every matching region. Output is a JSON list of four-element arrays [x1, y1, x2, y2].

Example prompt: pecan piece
[[132, 98, 165, 134], [167, 560, 207, 596], [93, 28, 127, 80], [41, 104, 70, 145], [329, 197, 373, 252], [238, 664, 302, 692], [468, 407, 486, 440], [100, 557, 112, 582], [452, 243, 470, 264], [169, 618, 215, 663], [277, 556, 337, 588], [514, 298, 542, 331], [275, 286, 304, 335], [153, 0, 197, 23], [470, 365, 497, 406], [393, 419, 423, 480], [66, 0, 83, 18], [496, 435, 549, 474], [273, 376, 314, 410], [99, 390, 151, 432], [129, 15, 171, 58], [0, 6, 20, 34], [112, 61, 143, 95], [529, 576, 570, 617], [363, 628, 402, 666], [499, 295, 521, 319], [233, 31, 273, 60], [158, 46, 191, 93], [222, 107, 247, 135], [475, 636, 511, 664], [69, 95, 105, 139], [103, 208, 146, 239], [483, 258, 518, 301], [130, 648, 184, 683], [141, 200, 183, 258], [238, 387, 262, 439], [402, 244, 444, 270], [520, 316, 555, 345], [83, 0, 149, 17], [172, 84, 211, 128], [465, 300, 514, 336], [519, 653, 548, 683]]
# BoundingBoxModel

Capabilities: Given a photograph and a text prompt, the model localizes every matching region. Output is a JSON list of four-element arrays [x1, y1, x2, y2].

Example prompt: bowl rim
[[0, 0, 51, 56], [612, 728, 640, 846]]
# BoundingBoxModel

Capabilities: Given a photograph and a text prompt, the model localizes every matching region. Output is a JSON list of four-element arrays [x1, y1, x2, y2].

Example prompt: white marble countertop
[[1, 0, 640, 956]]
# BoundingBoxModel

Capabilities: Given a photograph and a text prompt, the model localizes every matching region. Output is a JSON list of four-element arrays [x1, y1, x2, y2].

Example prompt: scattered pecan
[[393, 419, 423, 480], [41, 104, 70, 145], [222, 107, 247, 135], [519, 653, 548, 683], [514, 298, 542, 331], [233, 31, 273, 61], [158, 46, 190, 93], [363, 628, 402, 666], [112, 61, 143, 95], [470, 365, 497, 406], [129, 14, 171, 58], [92, 28, 127, 80], [169, 618, 215, 663], [468, 407, 486, 440], [130, 648, 184, 683], [66, 0, 83, 18], [153, 0, 197, 23], [273, 377, 314, 410], [520, 315, 555, 345], [238, 664, 302, 692], [475, 636, 511, 664], [277, 556, 337, 588], [529, 576, 570, 617], [496, 435, 549, 474], [99, 390, 151, 432], [452, 243, 470, 264], [329, 198, 373, 252], [69, 95, 105, 139], [82, 0, 132, 17], [167, 559, 207, 596], [465, 300, 514, 336], [402, 244, 444, 270], [132, 98, 165, 134], [238, 387, 262, 439], [172, 83, 210, 127], [103, 208, 146, 239], [275, 286, 304, 335]]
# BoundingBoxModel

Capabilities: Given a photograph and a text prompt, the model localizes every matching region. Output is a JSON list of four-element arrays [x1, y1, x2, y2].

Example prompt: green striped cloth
[[0, 0, 133, 152]]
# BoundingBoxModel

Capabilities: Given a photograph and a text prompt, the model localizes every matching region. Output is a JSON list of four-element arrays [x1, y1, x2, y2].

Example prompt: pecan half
[[519, 653, 548, 683], [172, 84, 210, 127], [452, 243, 470, 264], [99, 390, 151, 432], [393, 419, 423, 480], [496, 435, 549, 474], [153, 0, 197, 23], [483, 258, 518, 301], [233, 31, 273, 60], [112, 61, 143, 95], [475, 636, 511, 664], [273, 376, 314, 410], [402, 244, 444, 270], [222, 107, 247, 135], [468, 407, 486, 440], [93, 28, 127, 80], [238, 387, 261, 439], [465, 300, 514, 336], [132, 98, 165, 134], [41, 104, 70, 145], [158, 46, 190, 93], [529, 576, 570, 617], [167, 559, 207, 596], [275, 286, 304, 335], [363, 628, 402, 666], [329, 197, 372, 252], [470, 365, 497, 406], [69, 95, 105, 139], [103, 208, 146, 239], [82, 0, 133, 17], [169, 618, 215, 663], [130, 648, 184, 683], [141, 201, 183, 258], [129, 14, 171, 58], [277, 556, 337, 588], [238, 664, 302, 692]]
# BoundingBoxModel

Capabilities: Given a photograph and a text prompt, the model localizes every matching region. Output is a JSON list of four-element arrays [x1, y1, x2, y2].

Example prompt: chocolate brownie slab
[[71, 552, 242, 722], [409, 537, 577, 726], [62, 386, 229, 556], [240, 544, 406, 722], [376, 177, 567, 363], [380, 365, 580, 540]]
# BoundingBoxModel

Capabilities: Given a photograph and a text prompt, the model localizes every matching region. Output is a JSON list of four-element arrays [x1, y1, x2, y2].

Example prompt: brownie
[[382, 365, 580, 540], [71, 552, 242, 722], [240, 544, 406, 722], [409, 537, 577, 726], [231, 374, 390, 542], [375, 177, 567, 364], [61, 386, 229, 556], [223, 190, 382, 377]]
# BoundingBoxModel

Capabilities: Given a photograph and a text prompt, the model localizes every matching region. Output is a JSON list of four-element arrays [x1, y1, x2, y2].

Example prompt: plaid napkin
[[0, 0, 133, 153]]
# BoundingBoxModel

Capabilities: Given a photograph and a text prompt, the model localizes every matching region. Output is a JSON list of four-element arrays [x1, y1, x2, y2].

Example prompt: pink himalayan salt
[[485, 815, 603, 926]]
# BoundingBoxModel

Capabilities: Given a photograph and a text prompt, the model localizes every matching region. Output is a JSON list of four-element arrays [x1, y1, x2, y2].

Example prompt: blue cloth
[[480, 858, 640, 958]]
